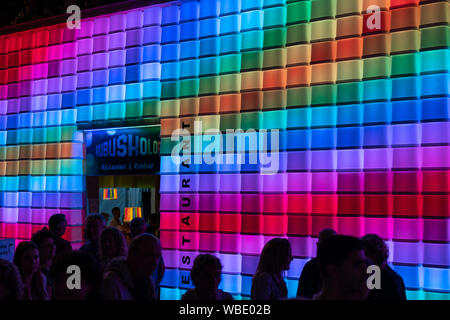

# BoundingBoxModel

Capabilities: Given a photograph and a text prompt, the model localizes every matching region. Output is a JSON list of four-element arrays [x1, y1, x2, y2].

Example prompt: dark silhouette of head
[[255, 238, 293, 277], [13, 241, 40, 277], [112, 207, 121, 220], [84, 214, 106, 243], [127, 233, 161, 278], [100, 227, 128, 263], [361, 234, 389, 269], [31, 228, 56, 267], [190, 254, 222, 299], [49, 250, 102, 300], [0, 259, 23, 300], [317, 235, 368, 299], [48, 214, 67, 238], [130, 217, 147, 239]]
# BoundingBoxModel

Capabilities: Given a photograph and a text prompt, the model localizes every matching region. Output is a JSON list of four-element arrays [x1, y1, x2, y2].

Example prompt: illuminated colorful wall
[[0, 0, 449, 299]]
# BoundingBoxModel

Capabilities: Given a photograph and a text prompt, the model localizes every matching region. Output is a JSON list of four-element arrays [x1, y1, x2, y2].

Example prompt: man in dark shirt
[[48, 214, 72, 255], [362, 234, 407, 300], [297, 228, 337, 299]]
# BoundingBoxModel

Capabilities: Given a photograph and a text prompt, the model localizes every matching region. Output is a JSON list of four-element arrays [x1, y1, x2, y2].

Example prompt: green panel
[[262, 110, 287, 130], [263, 48, 286, 69], [240, 112, 263, 130], [287, 1, 311, 24], [92, 104, 108, 121], [421, 26, 450, 50], [336, 82, 363, 104], [287, 23, 311, 45], [263, 28, 287, 49], [391, 53, 420, 77], [336, 0, 361, 16], [405, 290, 425, 300], [125, 101, 143, 119], [161, 81, 179, 99], [391, 30, 420, 53], [143, 100, 161, 118], [31, 160, 46, 175], [263, 6, 287, 28], [199, 76, 219, 95], [60, 159, 82, 175], [220, 54, 241, 74], [363, 56, 392, 79], [241, 51, 263, 71], [311, 0, 336, 20], [199, 56, 220, 76], [160, 138, 177, 155], [421, 50, 450, 74], [45, 160, 59, 175], [241, 30, 263, 51], [220, 74, 241, 93], [287, 86, 312, 107], [424, 291, 450, 300], [311, 84, 337, 106], [220, 114, 241, 131], [46, 127, 61, 143], [60, 126, 77, 142], [263, 90, 287, 110], [108, 102, 126, 120], [161, 100, 180, 118], [179, 79, 199, 97], [0, 147, 6, 160]]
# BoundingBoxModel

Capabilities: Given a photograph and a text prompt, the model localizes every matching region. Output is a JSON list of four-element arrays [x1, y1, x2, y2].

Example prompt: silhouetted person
[[31, 228, 56, 278], [251, 238, 293, 300], [129, 217, 147, 239], [48, 214, 72, 254], [13, 241, 49, 300], [80, 214, 106, 264], [315, 235, 368, 300], [100, 227, 128, 270], [49, 250, 102, 300], [297, 228, 337, 298], [0, 259, 23, 300], [362, 234, 406, 300], [182, 254, 233, 300], [101, 233, 161, 300], [108, 207, 123, 230]]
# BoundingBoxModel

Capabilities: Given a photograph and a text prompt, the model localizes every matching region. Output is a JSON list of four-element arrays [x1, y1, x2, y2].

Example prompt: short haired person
[[251, 238, 293, 300], [314, 235, 369, 300], [108, 207, 123, 230], [48, 214, 72, 254], [362, 234, 406, 300], [101, 233, 161, 300], [31, 228, 56, 278], [80, 214, 106, 264], [297, 228, 337, 298], [182, 254, 233, 300]]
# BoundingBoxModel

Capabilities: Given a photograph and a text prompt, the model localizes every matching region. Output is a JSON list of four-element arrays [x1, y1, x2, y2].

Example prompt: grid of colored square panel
[[0, 0, 449, 299]]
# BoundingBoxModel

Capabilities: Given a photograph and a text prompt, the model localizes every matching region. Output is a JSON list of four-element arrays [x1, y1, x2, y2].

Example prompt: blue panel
[[18, 177, 31, 191], [92, 69, 108, 87], [241, 275, 252, 296], [221, 0, 241, 16], [125, 64, 141, 83], [60, 176, 83, 192], [143, 6, 162, 26], [77, 89, 91, 106], [199, 57, 219, 76], [363, 125, 391, 147], [143, 26, 162, 45], [421, 98, 450, 121], [363, 79, 392, 102], [287, 130, 310, 149], [161, 62, 179, 81], [160, 269, 178, 287], [200, 37, 220, 57], [5, 192, 18, 206], [142, 63, 161, 81], [220, 273, 241, 294], [241, 0, 263, 11], [32, 112, 46, 127], [125, 47, 141, 65], [220, 14, 241, 35], [31, 177, 45, 192], [421, 74, 449, 97], [6, 130, 18, 145], [0, 116, 6, 130], [19, 113, 32, 128], [287, 108, 310, 128], [311, 106, 337, 127], [143, 45, 161, 62], [220, 34, 241, 54], [142, 81, 161, 99], [162, 5, 180, 26], [92, 87, 108, 104], [7, 114, 19, 129], [108, 67, 125, 85], [424, 267, 450, 291], [263, 6, 286, 28], [108, 85, 125, 102], [109, 50, 125, 67], [179, 269, 194, 289], [31, 192, 45, 208], [199, 0, 219, 19], [337, 104, 363, 126], [161, 43, 179, 62], [421, 49, 450, 74], [241, 10, 263, 31], [47, 94, 61, 110], [392, 77, 420, 100], [125, 29, 142, 47], [391, 265, 421, 289], [241, 30, 263, 51], [61, 92, 76, 109], [199, 18, 219, 38], [180, 21, 199, 41], [392, 123, 420, 146], [46, 111, 60, 126], [18, 192, 31, 207], [392, 100, 421, 123], [180, 59, 199, 79], [76, 105, 92, 122], [311, 128, 336, 149], [180, 41, 199, 60], [180, 1, 200, 22], [162, 24, 180, 44], [45, 193, 60, 208], [363, 102, 392, 124], [337, 127, 362, 148], [264, 0, 286, 8], [19, 129, 32, 144], [125, 83, 141, 101], [46, 177, 60, 192]]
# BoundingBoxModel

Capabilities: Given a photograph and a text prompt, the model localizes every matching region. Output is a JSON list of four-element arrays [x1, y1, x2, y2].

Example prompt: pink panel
[[219, 233, 241, 253], [311, 172, 337, 192], [240, 234, 264, 255], [287, 172, 311, 192], [288, 236, 312, 257], [198, 232, 219, 251], [160, 231, 179, 249], [422, 146, 450, 168], [219, 194, 241, 212], [393, 218, 423, 241], [337, 216, 364, 237], [160, 212, 179, 230], [363, 217, 393, 239]]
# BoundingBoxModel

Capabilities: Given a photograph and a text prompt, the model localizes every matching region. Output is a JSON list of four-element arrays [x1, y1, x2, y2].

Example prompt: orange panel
[[263, 68, 287, 90], [336, 15, 363, 38], [337, 37, 363, 60], [363, 33, 391, 57], [161, 118, 181, 137], [390, 6, 420, 31], [0, 161, 6, 176], [46, 143, 61, 159], [31, 144, 46, 159], [220, 93, 241, 113], [199, 95, 220, 115], [180, 97, 199, 116], [287, 65, 311, 87]]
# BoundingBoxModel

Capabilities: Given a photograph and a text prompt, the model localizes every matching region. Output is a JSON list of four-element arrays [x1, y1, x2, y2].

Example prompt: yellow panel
[[337, 60, 363, 82], [311, 19, 337, 42]]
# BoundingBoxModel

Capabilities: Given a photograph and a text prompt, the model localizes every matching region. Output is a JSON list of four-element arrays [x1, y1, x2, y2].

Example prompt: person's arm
[[251, 274, 273, 300]]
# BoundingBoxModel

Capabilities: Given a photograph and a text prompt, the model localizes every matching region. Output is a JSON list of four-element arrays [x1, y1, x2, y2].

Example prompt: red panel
[[337, 195, 364, 215], [263, 194, 287, 214], [5, 223, 17, 239], [263, 215, 287, 235], [7, 68, 19, 83], [364, 171, 392, 192], [337, 216, 364, 237], [312, 194, 337, 215], [263, 68, 286, 89], [241, 214, 262, 234], [393, 171, 422, 192], [198, 232, 219, 251], [241, 91, 263, 112], [7, 52, 20, 68], [160, 231, 179, 249], [32, 47, 48, 64], [311, 41, 337, 63], [422, 171, 450, 192], [287, 215, 311, 236], [423, 195, 450, 217], [17, 223, 31, 240], [241, 194, 262, 213], [364, 195, 393, 216], [390, 6, 420, 31], [160, 212, 178, 231], [286, 65, 311, 87], [179, 212, 198, 231], [21, 32, 35, 50], [288, 194, 311, 214], [393, 195, 423, 217], [390, 0, 419, 9], [311, 216, 337, 236], [362, 11, 391, 34], [336, 38, 363, 60], [198, 213, 218, 232], [34, 30, 49, 48], [219, 214, 241, 233]]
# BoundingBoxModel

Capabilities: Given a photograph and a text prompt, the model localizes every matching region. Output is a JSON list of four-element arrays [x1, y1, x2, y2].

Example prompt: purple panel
[[109, 13, 126, 32], [7, 83, 19, 99], [364, 148, 392, 170], [32, 79, 46, 95], [287, 172, 311, 192], [47, 61, 61, 78], [33, 63, 48, 79], [198, 194, 220, 212], [241, 254, 259, 274], [31, 209, 46, 224], [77, 38, 93, 55], [197, 174, 219, 192], [62, 43, 76, 59], [198, 232, 219, 251], [311, 150, 337, 171], [109, 32, 126, 50], [162, 249, 178, 269], [92, 52, 108, 70], [422, 122, 450, 144], [77, 72, 92, 89], [61, 60, 77, 75], [338, 172, 363, 192], [337, 149, 363, 170], [312, 172, 337, 192], [143, 26, 162, 45], [62, 209, 83, 225], [77, 20, 93, 39], [93, 35, 108, 53], [393, 218, 422, 241], [7, 99, 19, 114], [241, 173, 262, 192], [423, 243, 450, 267], [45, 193, 60, 208], [288, 236, 312, 257], [220, 194, 241, 212], [220, 233, 241, 253], [364, 217, 392, 239], [393, 147, 421, 169], [59, 192, 83, 209], [179, 194, 199, 211], [423, 219, 450, 241], [219, 173, 241, 192], [392, 241, 423, 264], [19, 97, 32, 112], [287, 151, 311, 171], [159, 175, 180, 192], [240, 235, 264, 255], [180, 174, 199, 192], [126, 10, 143, 29], [160, 194, 180, 211], [93, 17, 109, 35], [20, 81, 32, 96], [262, 173, 287, 192], [18, 208, 32, 224], [47, 78, 61, 93], [422, 146, 450, 168], [143, 6, 162, 26]]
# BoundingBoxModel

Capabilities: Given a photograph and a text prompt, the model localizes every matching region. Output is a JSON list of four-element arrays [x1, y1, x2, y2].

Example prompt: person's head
[[130, 217, 147, 238], [84, 214, 106, 243], [101, 212, 110, 223], [31, 228, 56, 265], [318, 228, 337, 247], [48, 214, 67, 237], [190, 254, 222, 298], [100, 227, 128, 262], [361, 234, 389, 269], [13, 241, 40, 276], [112, 207, 121, 220], [49, 250, 102, 300], [255, 238, 293, 277], [127, 233, 161, 278], [318, 235, 368, 298], [0, 259, 23, 300]]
